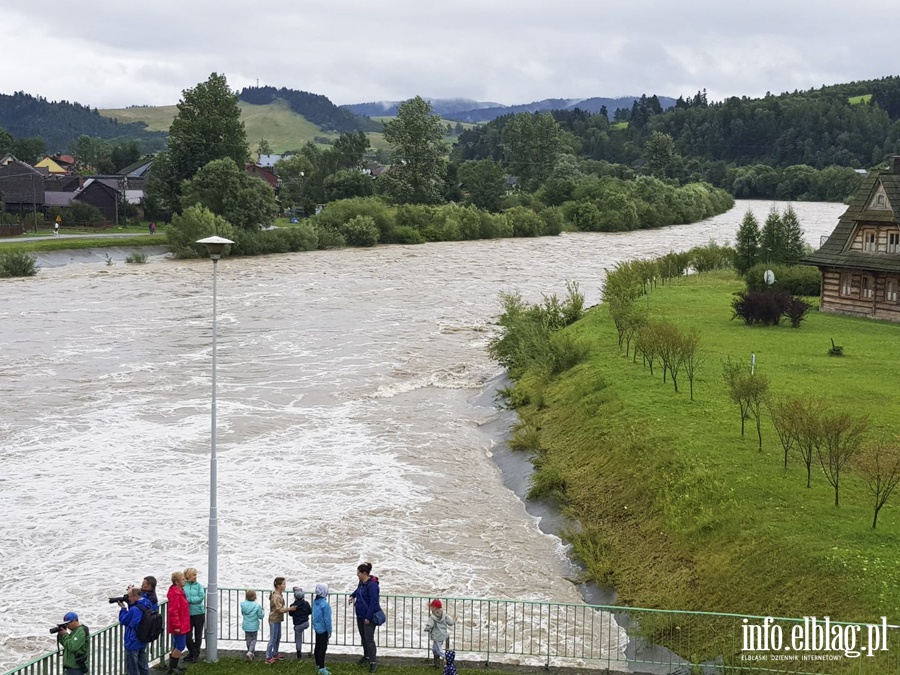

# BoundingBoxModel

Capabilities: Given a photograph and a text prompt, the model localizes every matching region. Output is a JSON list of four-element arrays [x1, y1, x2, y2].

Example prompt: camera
[[49, 623, 67, 634], [108, 595, 129, 604]]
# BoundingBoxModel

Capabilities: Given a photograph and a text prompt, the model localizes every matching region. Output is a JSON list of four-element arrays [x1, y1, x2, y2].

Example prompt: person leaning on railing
[[56, 611, 89, 675]]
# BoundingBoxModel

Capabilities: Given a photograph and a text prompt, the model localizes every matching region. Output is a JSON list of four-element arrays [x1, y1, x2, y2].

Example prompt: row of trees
[[733, 206, 806, 275], [723, 369, 900, 528]]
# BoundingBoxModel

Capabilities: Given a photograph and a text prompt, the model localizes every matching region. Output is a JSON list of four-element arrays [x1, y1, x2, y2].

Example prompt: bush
[[125, 251, 147, 264], [731, 289, 811, 327], [390, 225, 425, 244], [340, 215, 379, 247], [166, 206, 237, 259], [315, 225, 346, 250], [745, 263, 820, 296], [0, 250, 38, 277], [689, 241, 734, 272]]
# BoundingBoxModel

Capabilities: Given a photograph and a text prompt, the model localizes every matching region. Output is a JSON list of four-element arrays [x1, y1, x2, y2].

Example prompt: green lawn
[[516, 270, 900, 628], [0, 234, 162, 253], [848, 94, 873, 105]]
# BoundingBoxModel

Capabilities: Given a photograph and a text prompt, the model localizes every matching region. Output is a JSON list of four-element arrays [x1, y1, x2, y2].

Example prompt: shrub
[[745, 263, 820, 296], [784, 296, 812, 328], [315, 197, 395, 240], [125, 251, 148, 264], [731, 290, 790, 325], [506, 206, 543, 237], [689, 241, 734, 272], [390, 225, 425, 244], [315, 225, 346, 250], [0, 251, 38, 277], [166, 205, 236, 259], [340, 215, 379, 247]]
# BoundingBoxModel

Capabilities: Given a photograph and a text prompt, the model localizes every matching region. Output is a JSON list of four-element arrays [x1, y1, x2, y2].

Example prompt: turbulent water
[[0, 200, 843, 668]]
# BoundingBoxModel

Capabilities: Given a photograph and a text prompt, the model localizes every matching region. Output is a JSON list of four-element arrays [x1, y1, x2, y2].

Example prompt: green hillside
[[101, 100, 388, 154]]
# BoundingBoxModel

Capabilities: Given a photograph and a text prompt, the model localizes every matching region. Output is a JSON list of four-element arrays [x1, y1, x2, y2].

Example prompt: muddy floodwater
[[0, 200, 844, 668]]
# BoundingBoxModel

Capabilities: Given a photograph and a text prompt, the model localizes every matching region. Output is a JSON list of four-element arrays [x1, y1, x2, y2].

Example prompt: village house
[[804, 156, 900, 322]]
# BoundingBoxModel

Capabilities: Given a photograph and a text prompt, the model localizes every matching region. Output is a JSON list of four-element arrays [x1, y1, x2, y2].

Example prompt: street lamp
[[195, 235, 234, 663]]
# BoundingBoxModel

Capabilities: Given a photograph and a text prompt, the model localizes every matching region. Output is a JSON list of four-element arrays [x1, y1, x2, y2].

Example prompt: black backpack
[[135, 603, 163, 643]]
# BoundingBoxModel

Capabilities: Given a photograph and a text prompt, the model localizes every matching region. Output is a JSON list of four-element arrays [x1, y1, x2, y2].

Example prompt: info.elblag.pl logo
[[742, 616, 892, 659]]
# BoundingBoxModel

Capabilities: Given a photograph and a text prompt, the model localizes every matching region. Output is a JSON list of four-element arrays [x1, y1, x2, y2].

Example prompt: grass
[[0, 235, 162, 253], [101, 101, 391, 154], [611, 121, 629, 130], [848, 94, 872, 105], [513, 270, 900, 628]]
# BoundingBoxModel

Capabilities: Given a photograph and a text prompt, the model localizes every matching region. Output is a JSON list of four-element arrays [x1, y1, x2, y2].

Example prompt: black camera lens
[[50, 626, 62, 634]]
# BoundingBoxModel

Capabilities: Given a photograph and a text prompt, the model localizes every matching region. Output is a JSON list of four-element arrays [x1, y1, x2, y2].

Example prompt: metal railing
[[6, 591, 899, 675]]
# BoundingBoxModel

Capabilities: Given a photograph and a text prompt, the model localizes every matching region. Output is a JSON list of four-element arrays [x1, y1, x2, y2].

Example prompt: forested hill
[[0, 91, 167, 152], [238, 86, 380, 133], [344, 95, 678, 123]]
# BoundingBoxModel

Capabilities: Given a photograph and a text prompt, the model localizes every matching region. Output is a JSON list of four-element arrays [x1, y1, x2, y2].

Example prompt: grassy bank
[[510, 270, 900, 626], [0, 236, 161, 253]]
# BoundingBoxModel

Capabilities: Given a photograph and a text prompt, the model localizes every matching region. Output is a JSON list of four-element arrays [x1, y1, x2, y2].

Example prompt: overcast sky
[[2, 1, 896, 109]]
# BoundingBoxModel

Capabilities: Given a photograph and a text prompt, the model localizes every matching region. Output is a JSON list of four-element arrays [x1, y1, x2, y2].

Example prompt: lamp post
[[195, 235, 234, 663]]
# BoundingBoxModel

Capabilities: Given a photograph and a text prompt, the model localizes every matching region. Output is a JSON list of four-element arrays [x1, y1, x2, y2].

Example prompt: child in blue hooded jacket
[[240, 589, 266, 661], [312, 583, 332, 675]]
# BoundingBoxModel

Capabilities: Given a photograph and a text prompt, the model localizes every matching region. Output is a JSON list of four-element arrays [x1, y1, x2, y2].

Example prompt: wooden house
[[804, 156, 900, 321], [0, 158, 45, 215]]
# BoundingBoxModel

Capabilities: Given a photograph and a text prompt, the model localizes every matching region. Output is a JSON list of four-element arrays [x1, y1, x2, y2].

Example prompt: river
[[0, 200, 844, 668]]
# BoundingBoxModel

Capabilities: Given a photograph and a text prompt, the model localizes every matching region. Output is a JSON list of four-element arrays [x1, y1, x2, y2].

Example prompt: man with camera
[[55, 611, 89, 675], [118, 587, 151, 675]]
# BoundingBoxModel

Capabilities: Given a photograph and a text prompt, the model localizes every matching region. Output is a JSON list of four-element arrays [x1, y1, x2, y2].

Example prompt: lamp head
[[196, 235, 234, 260]]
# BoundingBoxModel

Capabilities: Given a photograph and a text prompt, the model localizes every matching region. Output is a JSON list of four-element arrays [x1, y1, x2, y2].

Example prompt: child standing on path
[[266, 577, 290, 664], [424, 599, 455, 668], [240, 590, 266, 661], [312, 583, 332, 675], [290, 587, 313, 660]]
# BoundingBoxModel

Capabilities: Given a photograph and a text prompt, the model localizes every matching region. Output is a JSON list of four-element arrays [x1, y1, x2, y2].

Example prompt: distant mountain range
[[343, 96, 678, 122]]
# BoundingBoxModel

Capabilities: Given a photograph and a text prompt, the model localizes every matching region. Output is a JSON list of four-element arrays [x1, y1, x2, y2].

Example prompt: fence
[[5, 591, 899, 675]]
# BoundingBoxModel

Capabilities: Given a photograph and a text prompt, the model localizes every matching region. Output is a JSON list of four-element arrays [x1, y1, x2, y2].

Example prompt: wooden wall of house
[[847, 223, 900, 253], [820, 268, 900, 322]]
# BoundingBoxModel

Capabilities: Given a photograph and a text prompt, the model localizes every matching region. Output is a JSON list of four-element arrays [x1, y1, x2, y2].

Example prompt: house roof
[[44, 191, 76, 207], [245, 163, 279, 189], [0, 160, 44, 204], [257, 154, 282, 169], [803, 160, 900, 274], [118, 157, 154, 178], [35, 157, 68, 174]]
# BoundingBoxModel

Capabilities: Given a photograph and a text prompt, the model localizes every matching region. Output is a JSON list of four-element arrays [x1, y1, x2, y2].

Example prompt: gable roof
[[803, 158, 900, 274], [118, 157, 154, 178], [35, 157, 68, 174], [0, 159, 45, 204]]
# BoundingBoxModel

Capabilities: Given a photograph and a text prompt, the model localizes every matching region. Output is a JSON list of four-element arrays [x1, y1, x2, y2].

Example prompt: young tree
[[781, 205, 806, 263], [760, 208, 785, 264], [379, 96, 447, 204], [734, 210, 761, 275], [855, 440, 900, 528], [794, 400, 825, 488], [816, 411, 868, 507], [680, 328, 704, 401], [257, 138, 272, 159], [769, 396, 804, 468], [722, 358, 768, 445]]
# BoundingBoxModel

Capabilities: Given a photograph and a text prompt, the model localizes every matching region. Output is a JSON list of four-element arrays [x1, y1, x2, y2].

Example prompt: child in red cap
[[424, 599, 455, 668]]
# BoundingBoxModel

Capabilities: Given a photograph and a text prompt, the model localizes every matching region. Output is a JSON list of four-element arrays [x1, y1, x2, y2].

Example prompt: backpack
[[135, 603, 163, 643]]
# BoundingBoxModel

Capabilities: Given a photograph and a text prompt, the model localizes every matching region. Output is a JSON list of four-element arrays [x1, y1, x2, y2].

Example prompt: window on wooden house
[[887, 278, 899, 303], [876, 194, 886, 207], [861, 275, 874, 299], [889, 232, 900, 254], [840, 272, 852, 296], [863, 230, 878, 252]]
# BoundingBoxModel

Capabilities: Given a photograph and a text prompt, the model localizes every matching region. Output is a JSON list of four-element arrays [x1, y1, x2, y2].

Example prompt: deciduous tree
[[380, 96, 447, 204], [181, 157, 277, 230], [816, 411, 867, 507], [855, 440, 900, 528]]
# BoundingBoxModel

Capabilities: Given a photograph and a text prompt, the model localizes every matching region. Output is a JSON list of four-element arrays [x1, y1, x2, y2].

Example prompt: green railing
[[6, 591, 898, 675]]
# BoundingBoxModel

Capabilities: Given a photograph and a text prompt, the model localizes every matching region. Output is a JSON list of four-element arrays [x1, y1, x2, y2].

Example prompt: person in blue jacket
[[118, 587, 152, 675], [312, 583, 333, 675], [349, 562, 382, 673]]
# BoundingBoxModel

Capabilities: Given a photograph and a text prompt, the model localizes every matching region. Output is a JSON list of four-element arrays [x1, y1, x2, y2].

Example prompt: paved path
[[3, 232, 156, 243]]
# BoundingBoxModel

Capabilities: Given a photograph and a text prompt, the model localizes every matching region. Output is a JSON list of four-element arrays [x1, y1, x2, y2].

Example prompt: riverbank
[[499, 270, 900, 644]]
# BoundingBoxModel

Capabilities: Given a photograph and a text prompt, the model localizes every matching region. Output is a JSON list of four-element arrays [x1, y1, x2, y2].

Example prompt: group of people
[[115, 569, 206, 675], [56, 561, 456, 674], [249, 562, 384, 673]]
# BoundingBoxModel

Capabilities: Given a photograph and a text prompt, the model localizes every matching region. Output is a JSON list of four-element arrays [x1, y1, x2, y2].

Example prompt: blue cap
[[63, 612, 78, 623]]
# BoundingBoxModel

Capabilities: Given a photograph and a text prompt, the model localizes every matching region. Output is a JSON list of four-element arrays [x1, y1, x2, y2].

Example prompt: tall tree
[[333, 131, 370, 170], [760, 208, 784, 264], [147, 73, 248, 218], [643, 131, 679, 179], [379, 96, 447, 204], [458, 159, 507, 212], [781, 205, 806, 263], [734, 210, 761, 275], [501, 113, 563, 191]]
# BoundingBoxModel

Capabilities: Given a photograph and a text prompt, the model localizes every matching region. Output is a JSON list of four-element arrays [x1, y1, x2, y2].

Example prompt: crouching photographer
[[55, 611, 90, 675]]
